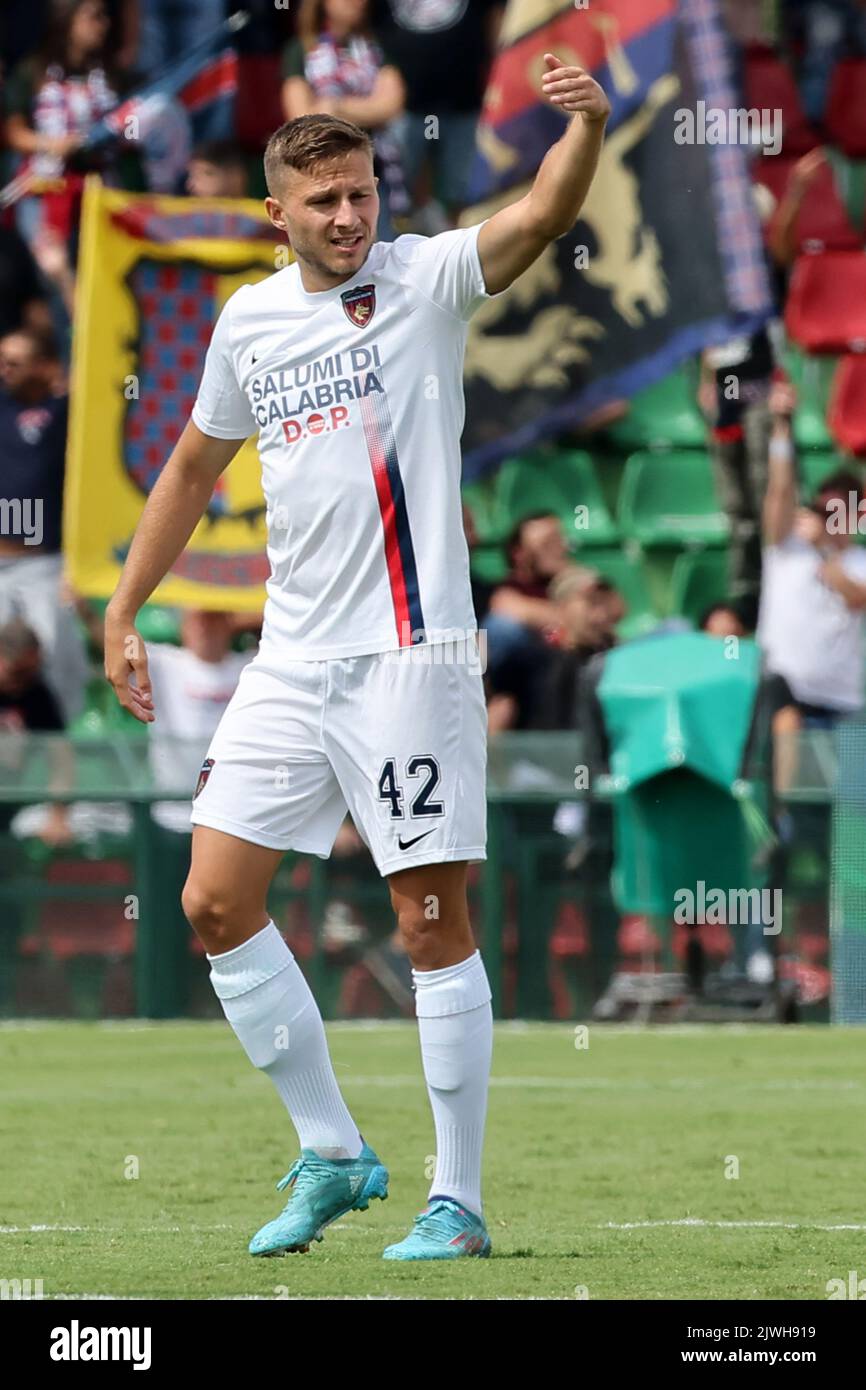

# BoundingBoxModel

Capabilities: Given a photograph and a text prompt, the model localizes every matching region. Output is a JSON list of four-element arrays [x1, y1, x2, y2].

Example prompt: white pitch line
[[48, 1293, 562, 1301], [601, 1219, 866, 1232], [0, 1224, 88, 1233], [6, 1218, 866, 1236], [0, 1224, 231, 1234], [334, 1074, 864, 1092]]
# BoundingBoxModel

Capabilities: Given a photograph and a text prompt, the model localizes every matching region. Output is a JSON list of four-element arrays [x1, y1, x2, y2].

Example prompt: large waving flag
[[461, 0, 774, 479], [65, 178, 281, 611]]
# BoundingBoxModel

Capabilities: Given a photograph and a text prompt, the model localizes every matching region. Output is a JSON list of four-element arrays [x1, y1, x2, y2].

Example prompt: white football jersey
[[191, 223, 498, 660]]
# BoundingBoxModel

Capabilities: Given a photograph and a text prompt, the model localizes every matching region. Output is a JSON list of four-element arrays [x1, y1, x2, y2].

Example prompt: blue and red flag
[[461, 0, 775, 478], [90, 10, 248, 150]]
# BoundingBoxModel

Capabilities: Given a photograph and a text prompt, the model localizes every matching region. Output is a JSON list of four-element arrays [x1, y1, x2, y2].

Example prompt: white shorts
[[190, 636, 487, 878]]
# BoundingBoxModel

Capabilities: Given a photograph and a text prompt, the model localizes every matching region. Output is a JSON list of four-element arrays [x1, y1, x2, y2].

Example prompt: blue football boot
[[382, 1198, 491, 1261], [249, 1142, 389, 1256]]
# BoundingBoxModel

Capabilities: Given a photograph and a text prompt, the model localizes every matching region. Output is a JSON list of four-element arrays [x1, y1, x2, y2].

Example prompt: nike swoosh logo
[[398, 829, 436, 851]]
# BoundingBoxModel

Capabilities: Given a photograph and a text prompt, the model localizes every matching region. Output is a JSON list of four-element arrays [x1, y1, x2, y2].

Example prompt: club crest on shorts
[[194, 757, 215, 799], [341, 284, 376, 328]]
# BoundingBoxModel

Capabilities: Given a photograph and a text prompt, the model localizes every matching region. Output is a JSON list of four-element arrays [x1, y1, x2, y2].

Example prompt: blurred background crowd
[[2, 0, 866, 1017]]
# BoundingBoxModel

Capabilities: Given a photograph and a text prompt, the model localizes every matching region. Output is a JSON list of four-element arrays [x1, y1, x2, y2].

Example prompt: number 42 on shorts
[[377, 756, 444, 820]]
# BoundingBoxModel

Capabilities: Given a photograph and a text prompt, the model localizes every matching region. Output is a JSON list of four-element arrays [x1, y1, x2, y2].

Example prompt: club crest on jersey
[[193, 757, 215, 799], [341, 284, 376, 328]]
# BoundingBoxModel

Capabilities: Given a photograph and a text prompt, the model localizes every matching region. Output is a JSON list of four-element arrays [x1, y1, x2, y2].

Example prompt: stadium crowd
[[1, 0, 866, 854]]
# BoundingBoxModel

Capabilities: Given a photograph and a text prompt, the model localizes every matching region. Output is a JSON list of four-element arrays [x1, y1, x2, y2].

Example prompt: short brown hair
[[264, 115, 374, 194]]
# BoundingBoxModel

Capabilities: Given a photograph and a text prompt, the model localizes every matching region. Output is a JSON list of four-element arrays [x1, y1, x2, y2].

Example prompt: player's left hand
[[541, 53, 610, 123]]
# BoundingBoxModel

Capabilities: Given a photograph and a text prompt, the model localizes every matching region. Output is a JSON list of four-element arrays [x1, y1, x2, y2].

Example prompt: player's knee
[[181, 878, 243, 951], [392, 902, 457, 969]]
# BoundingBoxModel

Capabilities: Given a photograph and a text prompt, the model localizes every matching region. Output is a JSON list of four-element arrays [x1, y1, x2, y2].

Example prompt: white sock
[[208, 921, 362, 1160], [413, 950, 492, 1218]]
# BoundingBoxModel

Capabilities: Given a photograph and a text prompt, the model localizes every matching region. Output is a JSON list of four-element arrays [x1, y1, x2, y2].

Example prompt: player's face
[[266, 152, 379, 290]]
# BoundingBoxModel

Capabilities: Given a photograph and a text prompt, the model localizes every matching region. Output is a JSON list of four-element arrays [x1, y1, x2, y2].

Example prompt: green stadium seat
[[461, 476, 507, 544], [494, 447, 618, 547], [604, 364, 706, 450], [798, 450, 848, 499], [462, 476, 510, 585], [781, 344, 835, 450], [669, 549, 731, 625], [579, 547, 659, 639], [136, 606, 181, 645], [617, 450, 729, 547], [470, 543, 509, 586]]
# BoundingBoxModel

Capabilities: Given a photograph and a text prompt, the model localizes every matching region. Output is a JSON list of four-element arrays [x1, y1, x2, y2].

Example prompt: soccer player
[[104, 54, 609, 1261]]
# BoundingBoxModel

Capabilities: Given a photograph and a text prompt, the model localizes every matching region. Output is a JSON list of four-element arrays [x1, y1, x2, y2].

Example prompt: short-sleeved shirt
[[370, 0, 504, 113], [192, 225, 500, 660], [0, 386, 67, 553], [758, 536, 866, 711]]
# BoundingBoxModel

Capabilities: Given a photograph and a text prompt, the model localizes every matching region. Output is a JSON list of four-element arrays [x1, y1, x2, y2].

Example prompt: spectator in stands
[[186, 140, 250, 199], [370, 0, 504, 228], [764, 146, 827, 270], [487, 511, 571, 645], [699, 601, 749, 638], [4, 0, 120, 249], [0, 326, 89, 724], [597, 575, 627, 634], [784, 0, 866, 124], [145, 608, 253, 836], [530, 565, 616, 732], [0, 617, 73, 844], [698, 175, 789, 630], [281, 0, 408, 241], [759, 379, 866, 727], [0, 616, 64, 732], [484, 511, 572, 732]]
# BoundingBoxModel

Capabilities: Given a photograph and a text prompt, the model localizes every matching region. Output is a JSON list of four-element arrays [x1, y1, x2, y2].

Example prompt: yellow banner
[[65, 178, 283, 611]]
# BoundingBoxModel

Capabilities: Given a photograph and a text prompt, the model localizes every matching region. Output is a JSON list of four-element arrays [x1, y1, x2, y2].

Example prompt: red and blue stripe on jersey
[[359, 385, 425, 646]]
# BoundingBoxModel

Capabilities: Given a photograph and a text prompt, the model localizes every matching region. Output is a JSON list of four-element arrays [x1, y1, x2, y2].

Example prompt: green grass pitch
[[1, 1021, 862, 1300]]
